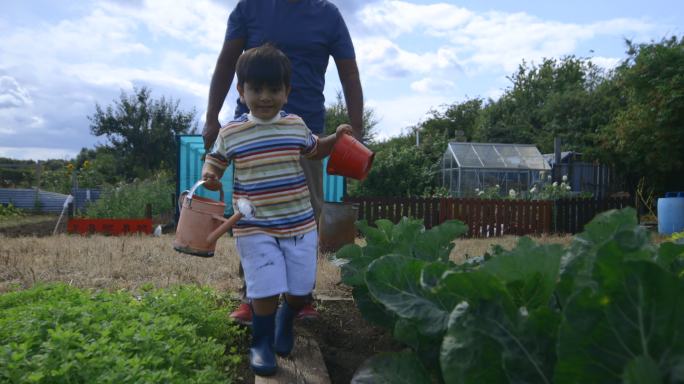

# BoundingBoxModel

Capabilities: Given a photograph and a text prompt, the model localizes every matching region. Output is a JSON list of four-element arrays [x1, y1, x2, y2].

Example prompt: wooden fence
[[554, 197, 632, 234], [342, 196, 632, 237]]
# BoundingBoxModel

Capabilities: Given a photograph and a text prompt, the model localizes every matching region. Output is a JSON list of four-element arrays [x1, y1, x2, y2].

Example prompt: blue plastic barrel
[[658, 193, 684, 235]]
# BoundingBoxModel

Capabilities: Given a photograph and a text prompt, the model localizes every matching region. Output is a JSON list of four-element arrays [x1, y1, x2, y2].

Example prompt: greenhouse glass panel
[[450, 143, 482, 168], [473, 144, 506, 168], [441, 142, 550, 197]]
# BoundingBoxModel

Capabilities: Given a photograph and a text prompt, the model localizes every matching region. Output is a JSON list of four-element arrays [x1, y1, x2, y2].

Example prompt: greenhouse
[[441, 142, 551, 197]]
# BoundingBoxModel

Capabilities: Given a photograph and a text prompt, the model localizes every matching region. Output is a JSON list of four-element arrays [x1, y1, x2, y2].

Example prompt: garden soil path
[[237, 299, 401, 384]]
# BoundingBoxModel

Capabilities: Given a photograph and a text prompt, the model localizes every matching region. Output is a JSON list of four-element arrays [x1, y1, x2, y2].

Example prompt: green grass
[[0, 283, 246, 383]]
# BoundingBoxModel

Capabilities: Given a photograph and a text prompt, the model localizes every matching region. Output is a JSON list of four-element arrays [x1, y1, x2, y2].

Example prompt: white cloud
[[355, 37, 461, 78], [0, 146, 78, 161], [366, 94, 449, 140], [355, 1, 657, 75], [99, 0, 228, 50], [359, 1, 472, 37], [410, 77, 456, 93], [0, 76, 32, 109], [590, 56, 622, 70]]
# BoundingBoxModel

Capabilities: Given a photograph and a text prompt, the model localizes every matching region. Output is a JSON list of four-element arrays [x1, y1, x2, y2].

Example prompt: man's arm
[[335, 58, 364, 140], [203, 38, 245, 151]]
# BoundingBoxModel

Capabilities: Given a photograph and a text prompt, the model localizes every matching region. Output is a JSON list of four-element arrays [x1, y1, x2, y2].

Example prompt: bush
[[83, 171, 174, 218], [0, 203, 24, 220], [0, 284, 245, 383]]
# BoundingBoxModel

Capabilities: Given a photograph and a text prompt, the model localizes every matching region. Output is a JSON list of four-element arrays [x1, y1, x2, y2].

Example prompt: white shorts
[[235, 230, 318, 299]]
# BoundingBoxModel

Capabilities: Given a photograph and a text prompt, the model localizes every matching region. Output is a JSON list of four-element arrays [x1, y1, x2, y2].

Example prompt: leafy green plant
[[0, 203, 24, 220], [0, 284, 246, 383], [337, 208, 684, 383], [83, 171, 173, 218]]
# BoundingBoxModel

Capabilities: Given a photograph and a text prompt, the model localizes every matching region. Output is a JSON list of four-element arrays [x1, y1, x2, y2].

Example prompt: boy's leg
[[237, 233, 288, 376], [250, 296, 278, 376], [274, 230, 318, 356], [298, 157, 323, 318]]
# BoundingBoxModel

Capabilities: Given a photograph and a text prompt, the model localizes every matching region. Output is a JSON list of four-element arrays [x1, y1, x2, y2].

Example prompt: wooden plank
[[495, 200, 504, 237], [521, 200, 530, 235], [255, 335, 331, 384]]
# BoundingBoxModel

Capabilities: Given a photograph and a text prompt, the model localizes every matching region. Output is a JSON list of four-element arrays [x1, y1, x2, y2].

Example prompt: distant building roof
[[447, 142, 551, 170], [542, 151, 582, 165]]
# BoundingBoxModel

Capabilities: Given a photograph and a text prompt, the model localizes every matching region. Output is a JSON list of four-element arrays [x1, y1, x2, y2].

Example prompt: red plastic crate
[[67, 218, 153, 235]]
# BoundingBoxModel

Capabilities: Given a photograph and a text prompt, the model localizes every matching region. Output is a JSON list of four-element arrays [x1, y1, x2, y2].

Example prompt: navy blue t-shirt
[[226, 0, 356, 134]]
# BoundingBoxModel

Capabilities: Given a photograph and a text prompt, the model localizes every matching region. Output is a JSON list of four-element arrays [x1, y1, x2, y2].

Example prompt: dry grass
[[0, 233, 573, 297], [0, 215, 57, 229], [449, 234, 574, 263]]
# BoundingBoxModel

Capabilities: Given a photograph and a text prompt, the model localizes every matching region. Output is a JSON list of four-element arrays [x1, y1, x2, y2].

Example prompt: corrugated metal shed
[[0, 188, 68, 213], [0, 188, 103, 213]]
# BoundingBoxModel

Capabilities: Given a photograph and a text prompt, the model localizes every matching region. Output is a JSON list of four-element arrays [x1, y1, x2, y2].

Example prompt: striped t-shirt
[[205, 112, 319, 238]]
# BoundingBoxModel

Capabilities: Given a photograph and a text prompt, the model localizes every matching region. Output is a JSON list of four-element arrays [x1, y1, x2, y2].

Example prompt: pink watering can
[[173, 180, 255, 257]]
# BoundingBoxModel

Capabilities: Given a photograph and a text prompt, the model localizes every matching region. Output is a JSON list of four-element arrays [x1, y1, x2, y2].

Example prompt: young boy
[[201, 44, 352, 376]]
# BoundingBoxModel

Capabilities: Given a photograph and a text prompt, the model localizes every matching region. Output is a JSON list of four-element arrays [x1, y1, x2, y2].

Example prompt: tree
[[598, 36, 684, 194], [89, 87, 197, 181], [478, 57, 610, 154], [324, 91, 378, 143], [421, 98, 484, 142], [350, 135, 437, 197]]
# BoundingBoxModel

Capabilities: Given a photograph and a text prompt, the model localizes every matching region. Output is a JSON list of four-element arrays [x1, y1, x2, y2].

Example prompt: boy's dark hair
[[236, 43, 291, 88]]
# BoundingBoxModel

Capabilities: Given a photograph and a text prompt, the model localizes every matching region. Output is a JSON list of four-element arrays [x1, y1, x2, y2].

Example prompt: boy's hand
[[335, 124, 353, 140], [202, 171, 221, 191]]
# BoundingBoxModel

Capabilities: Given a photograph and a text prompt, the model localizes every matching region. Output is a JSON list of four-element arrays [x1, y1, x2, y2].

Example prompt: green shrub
[[84, 171, 173, 218], [0, 284, 246, 383], [0, 203, 24, 220]]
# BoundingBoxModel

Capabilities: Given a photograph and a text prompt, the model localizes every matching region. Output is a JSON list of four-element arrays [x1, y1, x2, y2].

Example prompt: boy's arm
[[202, 152, 229, 191], [305, 124, 353, 160]]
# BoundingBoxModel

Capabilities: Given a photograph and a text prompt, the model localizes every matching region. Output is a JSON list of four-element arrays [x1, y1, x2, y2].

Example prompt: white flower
[[509, 189, 517, 198], [562, 175, 568, 182], [495, 184, 500, 188], [552, 181, 558, 187], [478, 190, 484, 196], [530, 187, 537, 193], [519, 306, 529, 317], [566, 185, 571, 190], [475, 188, 479, 192]]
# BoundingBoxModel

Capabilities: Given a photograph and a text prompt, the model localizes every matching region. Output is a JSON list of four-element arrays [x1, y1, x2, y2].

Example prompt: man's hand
[[203, 118, 221, 151], [335, 124, 353, 140]]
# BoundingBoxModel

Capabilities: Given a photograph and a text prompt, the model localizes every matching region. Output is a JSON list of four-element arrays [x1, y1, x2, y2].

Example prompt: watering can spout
[[205, 198, 256, 245], [206, 214, 241, 244]]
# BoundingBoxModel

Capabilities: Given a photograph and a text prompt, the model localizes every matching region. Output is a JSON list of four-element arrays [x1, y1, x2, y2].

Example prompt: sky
[[0, 0, 681, 160]]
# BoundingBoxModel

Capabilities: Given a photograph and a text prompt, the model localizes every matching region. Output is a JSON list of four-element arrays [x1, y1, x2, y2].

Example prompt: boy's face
[[238, 82, 290, 120]]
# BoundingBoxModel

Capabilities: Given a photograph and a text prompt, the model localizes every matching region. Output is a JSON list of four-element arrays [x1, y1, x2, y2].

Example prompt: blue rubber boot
[[274, 300, 298, 357], [250, 312, 277, 376]]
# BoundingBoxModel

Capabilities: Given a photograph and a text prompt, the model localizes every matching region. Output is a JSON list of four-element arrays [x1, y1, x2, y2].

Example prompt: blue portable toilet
[[176, 135, 345, 218], [657, 192, 684, 235]]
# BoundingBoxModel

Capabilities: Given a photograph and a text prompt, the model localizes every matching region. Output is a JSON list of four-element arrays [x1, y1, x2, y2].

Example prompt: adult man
[[203, 0, 364, 324]]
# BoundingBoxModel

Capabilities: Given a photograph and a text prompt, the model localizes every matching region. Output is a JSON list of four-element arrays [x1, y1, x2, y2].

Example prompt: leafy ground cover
[[336, 208, 684, 383], [0, 284, 247, 383], [0, 203, 25, 220]]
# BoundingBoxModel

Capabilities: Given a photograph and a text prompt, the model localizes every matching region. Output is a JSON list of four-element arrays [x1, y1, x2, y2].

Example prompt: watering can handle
[[180, 180, 225, 209]]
